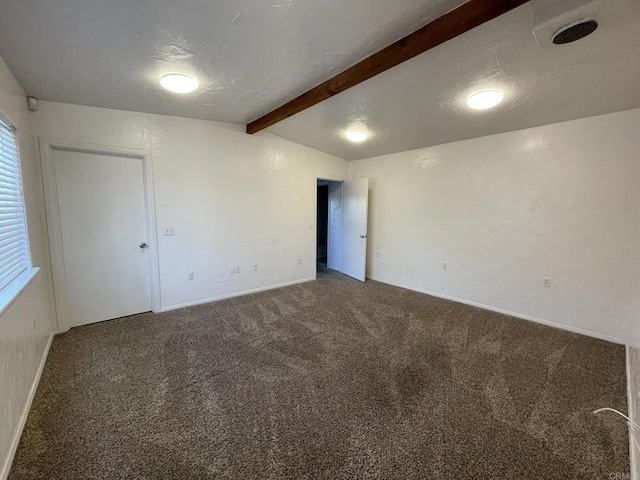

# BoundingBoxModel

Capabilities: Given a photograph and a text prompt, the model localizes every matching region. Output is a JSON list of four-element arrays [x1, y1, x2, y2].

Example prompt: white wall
[[349, 108, 640, 345], [0, 59, 56, 477], [32, 101, 347, 311], [5, 60, 640, 476]]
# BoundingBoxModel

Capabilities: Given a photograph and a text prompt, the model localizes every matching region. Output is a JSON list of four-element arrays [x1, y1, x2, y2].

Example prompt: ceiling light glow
[[345, 130, 368, 143], [467, 89, 504, 110], [160, 73, 199, 94]]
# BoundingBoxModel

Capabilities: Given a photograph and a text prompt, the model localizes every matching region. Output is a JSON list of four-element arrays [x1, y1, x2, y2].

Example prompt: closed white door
[[52, 149, 151, 327], [341, 178, 369, 282]]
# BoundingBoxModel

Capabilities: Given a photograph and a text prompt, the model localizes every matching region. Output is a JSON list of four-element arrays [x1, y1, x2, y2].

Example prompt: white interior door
[[341, 178, 369, 282], [327, 182, 343, 271], [52, 149, 152, 327]]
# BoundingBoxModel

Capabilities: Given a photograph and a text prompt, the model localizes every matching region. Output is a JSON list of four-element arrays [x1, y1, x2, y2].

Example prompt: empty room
[[1, 0, 639, 478]]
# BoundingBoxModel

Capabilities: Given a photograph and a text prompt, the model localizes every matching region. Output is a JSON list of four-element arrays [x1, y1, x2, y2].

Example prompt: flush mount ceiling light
[[345, 130, 368, 143], [467, 89, 504, 110], [160, 73, 199, 94]]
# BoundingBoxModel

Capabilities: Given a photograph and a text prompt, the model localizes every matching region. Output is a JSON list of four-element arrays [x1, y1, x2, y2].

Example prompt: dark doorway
[[316, 184, 329, 265]]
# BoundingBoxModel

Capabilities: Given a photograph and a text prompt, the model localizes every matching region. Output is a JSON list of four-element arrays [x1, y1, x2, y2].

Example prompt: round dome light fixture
[[345, 130, 368, 143], [160, 73, 199, 94], [467, 89, 504, 110]]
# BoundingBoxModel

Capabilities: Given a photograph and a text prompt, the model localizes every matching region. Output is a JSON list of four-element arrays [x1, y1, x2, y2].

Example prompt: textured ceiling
[[0, 0, 465, 125], [0, 0, 638, 160], [268, 0, 640, 159]]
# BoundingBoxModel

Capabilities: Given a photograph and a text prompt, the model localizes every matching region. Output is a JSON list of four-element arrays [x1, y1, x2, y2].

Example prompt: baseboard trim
[[1, 332, 53, 480], [160, 277, 317, 312], [366, 276, 624, 345]]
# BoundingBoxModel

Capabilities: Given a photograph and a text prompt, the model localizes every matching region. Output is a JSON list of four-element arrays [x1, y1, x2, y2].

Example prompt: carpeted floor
[[10, 269, 629, 479]]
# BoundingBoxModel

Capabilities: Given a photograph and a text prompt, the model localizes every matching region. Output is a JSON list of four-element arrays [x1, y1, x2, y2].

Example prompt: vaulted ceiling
[[268, 0, 640, 159], [1, 0, 639, 160]]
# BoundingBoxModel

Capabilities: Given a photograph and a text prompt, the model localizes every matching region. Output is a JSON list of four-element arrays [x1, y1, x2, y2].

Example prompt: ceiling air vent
[[552, 18, 598, 44]]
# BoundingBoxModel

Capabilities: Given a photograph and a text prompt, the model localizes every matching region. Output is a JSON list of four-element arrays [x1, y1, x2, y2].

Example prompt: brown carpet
[[10, 269, 629, 479]]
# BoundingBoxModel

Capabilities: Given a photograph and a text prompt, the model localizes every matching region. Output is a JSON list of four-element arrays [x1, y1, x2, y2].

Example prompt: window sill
[[0, 267, 40, 317]]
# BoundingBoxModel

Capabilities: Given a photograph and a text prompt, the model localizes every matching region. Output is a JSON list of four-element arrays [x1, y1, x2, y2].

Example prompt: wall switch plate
[[163, 227, 176, 236], [376, 251, 380, 258], [442, 262, 448, 270], [296, 257, 302, 265], [543, 277, 551, 288], [252, 264, 258, 272], [235, 265, 241, 274], [229, 266, 235, 275], [308, 224, 313, 230], [187, 272, 195, 281]]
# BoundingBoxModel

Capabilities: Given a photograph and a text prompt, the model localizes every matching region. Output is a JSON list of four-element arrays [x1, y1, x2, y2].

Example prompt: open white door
[[341, 178, 369, 282]]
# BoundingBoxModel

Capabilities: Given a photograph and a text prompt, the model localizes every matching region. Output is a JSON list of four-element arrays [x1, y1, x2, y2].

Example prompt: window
[[0, 115, 30, 291]]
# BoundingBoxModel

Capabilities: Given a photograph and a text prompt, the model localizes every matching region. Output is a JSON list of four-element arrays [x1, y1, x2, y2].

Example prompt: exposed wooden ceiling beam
[[246, 0, 530, 134]]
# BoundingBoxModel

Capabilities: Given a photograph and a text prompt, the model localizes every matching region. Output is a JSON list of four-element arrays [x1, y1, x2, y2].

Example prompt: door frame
[[313, 175, 346, 280], [39, 138, 162, 332]]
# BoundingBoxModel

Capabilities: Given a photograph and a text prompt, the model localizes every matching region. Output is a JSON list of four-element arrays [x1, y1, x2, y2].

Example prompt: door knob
[[139, 242, 148, 249]]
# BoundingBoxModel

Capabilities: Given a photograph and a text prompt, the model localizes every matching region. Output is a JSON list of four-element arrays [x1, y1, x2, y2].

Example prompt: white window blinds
[[0, 116, 29, 290]]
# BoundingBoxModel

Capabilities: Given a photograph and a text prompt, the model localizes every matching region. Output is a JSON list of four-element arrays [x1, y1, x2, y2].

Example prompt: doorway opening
[[315, 176, 369, 282], [317, 183, 328, 265], [316, 179, 343, 274]]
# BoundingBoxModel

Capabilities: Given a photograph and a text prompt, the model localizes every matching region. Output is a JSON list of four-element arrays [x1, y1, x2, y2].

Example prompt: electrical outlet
[[543, 277, 551, 288], [187, 272, 195, 281], [163, 227, 175, 236], [296, 257, 302, 265], [442, 262, 448, 270], [252, 264, 258, 272]]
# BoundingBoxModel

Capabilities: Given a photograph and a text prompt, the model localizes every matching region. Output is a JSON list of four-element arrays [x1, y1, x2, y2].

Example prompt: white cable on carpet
[[593, 407, 640, 453]]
